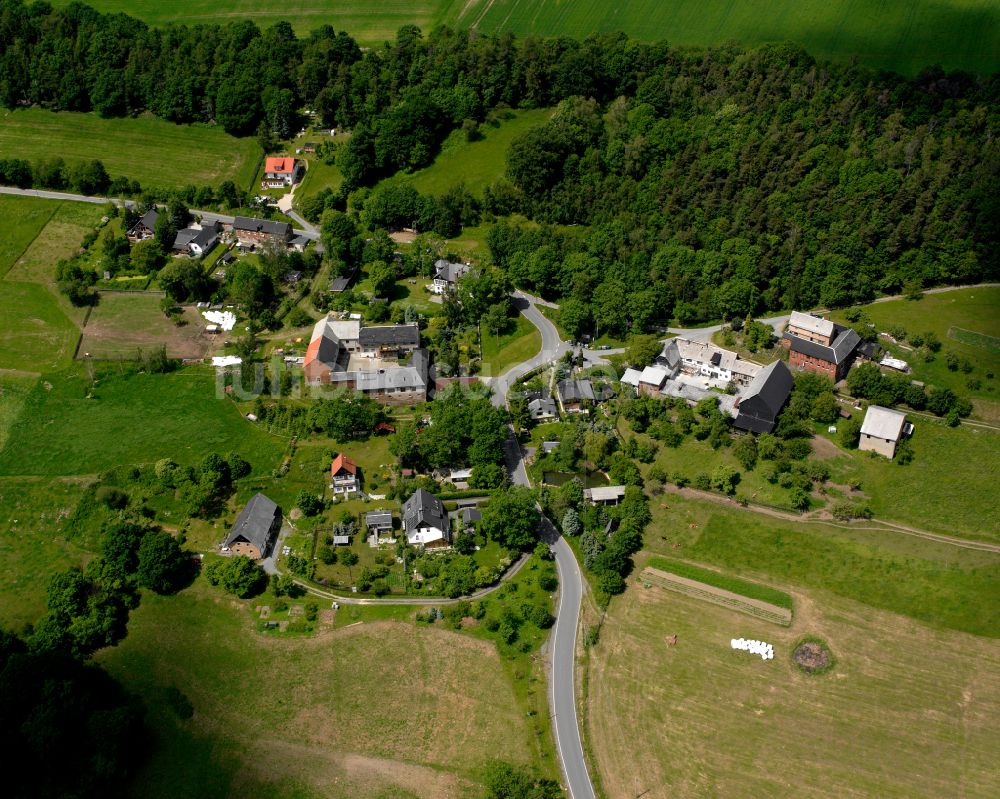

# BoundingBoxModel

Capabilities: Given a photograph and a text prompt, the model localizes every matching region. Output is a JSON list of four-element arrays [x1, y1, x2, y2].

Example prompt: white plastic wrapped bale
[[202, 310, 237, 331]]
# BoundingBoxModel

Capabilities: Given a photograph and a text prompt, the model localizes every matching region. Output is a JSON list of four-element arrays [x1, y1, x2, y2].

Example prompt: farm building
[[658, 337, 761, 387], [782, 311, 861, 381], [859, 406, 911, 459], [222, 493, 281, 560], [732, 360, 794, 434]]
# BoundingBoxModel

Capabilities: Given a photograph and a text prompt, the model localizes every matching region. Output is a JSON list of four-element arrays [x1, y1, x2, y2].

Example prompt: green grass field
[[97, 581, 534, 799], [0, 282, 80, 372], [57, 0, 1000, 74], [480, 314, 541, 377], [0, 195, 58, 274], [644, 494, 1000, 638], [0, 368, 286, 476], [587, 576, 1000, 799], [832, 287, 1000, 416], [401, 109, 553, 197], [646, 556, 793, 609], [0, 109, 261, 191]]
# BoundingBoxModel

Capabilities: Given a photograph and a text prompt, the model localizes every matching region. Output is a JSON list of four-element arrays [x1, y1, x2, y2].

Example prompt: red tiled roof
[[303, 337, 322, 367], [331, 453, 357, 476], [264, 156, 296, 174]]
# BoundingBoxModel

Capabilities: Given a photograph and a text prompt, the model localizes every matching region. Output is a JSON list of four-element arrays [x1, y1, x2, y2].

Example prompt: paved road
[[489, 291, 571, 406], [495, 293, 597, 799], [0, 186, 319, 240]]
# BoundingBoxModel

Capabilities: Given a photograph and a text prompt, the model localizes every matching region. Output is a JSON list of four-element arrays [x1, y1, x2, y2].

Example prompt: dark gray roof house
[[359, 323, 421, 350], [459, 507, 482, 528], [402, 488, 449, 546], [365, 510, 394, 532], [223, 493, 281, 559], [556, 378, 596, 404], [733, 360, 794, 434], [233, 216, 292, 239]]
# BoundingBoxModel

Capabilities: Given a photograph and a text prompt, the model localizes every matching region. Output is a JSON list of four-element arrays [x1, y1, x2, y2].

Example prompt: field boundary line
[[640, 567, 792, 625], [1, 202, 58, 278]]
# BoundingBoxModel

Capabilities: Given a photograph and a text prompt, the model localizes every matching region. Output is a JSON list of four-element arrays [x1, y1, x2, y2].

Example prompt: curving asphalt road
[[494, 296, 597, 799]]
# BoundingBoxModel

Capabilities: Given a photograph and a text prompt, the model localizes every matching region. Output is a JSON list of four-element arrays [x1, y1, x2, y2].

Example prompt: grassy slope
[[0, 368, 286, 476], [832, 287, 1000, 414], [643, 494, 1000, 637], [587, 578, 1000, 799], [0, 109, 261, 191], [54, 1, 999, 74], [98, 583, 533, 799], [444, 0, 1000, 75], [402, 109, 553, 197], [480, 314, 542, 377]]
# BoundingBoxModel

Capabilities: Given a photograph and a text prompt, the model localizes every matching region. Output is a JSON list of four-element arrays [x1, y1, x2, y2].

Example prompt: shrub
[[96, 486, 129, 510]]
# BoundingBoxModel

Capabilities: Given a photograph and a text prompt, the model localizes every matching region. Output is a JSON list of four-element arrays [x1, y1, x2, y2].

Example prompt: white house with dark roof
[[402, 488, 449, 548], [528, 397, 558, 421], [859, 406, 910, 459], [431, 259, 471, 294]]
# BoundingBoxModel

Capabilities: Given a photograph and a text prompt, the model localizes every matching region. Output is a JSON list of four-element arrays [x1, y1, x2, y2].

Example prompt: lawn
[[80, 293, 216, 360], [0, 367, 286, 476], [97, 580, 535, 799], [831, 287, 1000, 415], [586, 577, 1000, 799], [444, 0, 1000, 75], [0, 476, 97, 631], [397, 108, 553, 197], [643, 494, 1000, 637], [0, 281, 80, 372], [0, 108, 261, 191], [480, 314, 541, 377], [0, 195, 58, 274], [55, 1, 999, 74], [817, 421, 1000, 544]]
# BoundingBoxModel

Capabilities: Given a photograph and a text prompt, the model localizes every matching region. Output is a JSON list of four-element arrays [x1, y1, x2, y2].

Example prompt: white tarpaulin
[[211, 356, 242, 367], [202, 310, 237, 331]]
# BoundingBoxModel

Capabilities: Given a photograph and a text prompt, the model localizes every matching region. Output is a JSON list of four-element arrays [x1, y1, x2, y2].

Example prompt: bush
[[96, 485, 129, 510], [304, 601, 319, 621], [538, 574, 558, 592]]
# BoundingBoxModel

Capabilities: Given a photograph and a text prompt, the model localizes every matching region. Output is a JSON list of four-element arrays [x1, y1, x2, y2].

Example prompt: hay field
[[587, 577, 1000, 798], [99, 585, 533, 799]]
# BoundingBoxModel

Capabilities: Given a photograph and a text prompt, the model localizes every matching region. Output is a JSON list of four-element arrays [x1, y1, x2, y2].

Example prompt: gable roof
[[620, 368, 643, 388], [788, 311, 835, 339], [359, 323, 420, 348], [433, 259, 470, 283], [224, 493, 280, 554], [528, 397, 557, 415], [353, 348, 429, 392], [137, 209, 158, 230], [304, 317, 344, 371], [331, 453, 357, 476], [233, 216, 292, 238], [401, 488, 448, 534], [785, 325, 861, 365], [460, 507, 482, 525], [264, 156, 296, 174], [739, 359, 794, 413], [557, 378, 595, 403], [584, 486, 627, 503], [860, 405, 907, 441], [639, 365, 671, 388], [365, 510, 393, 528]]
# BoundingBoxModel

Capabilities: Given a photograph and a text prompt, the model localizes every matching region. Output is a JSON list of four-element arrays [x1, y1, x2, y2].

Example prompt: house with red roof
[[263, 156, 302, 188], [330, 453, 359, 496]]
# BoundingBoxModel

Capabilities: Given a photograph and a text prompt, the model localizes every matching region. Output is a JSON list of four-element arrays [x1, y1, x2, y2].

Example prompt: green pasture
[[0, 195, 57, 274], [645, 494, 1000, 637], [646, 556, 793, 609], [97, 581, 534, 799], [0, 109, 261, 191], [480, 314, 541, 377], [0, 282, 80, 372], [0, 367, 286, 476], [55, 0, 999, 74]]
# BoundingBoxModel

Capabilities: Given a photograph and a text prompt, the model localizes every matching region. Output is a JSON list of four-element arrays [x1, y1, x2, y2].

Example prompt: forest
[[0, 0, 997, 328]]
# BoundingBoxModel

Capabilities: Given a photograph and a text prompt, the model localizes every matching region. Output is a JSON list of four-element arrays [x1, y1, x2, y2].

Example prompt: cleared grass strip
[[641, 564, 793, 626], [948, 326, 1000, 355]]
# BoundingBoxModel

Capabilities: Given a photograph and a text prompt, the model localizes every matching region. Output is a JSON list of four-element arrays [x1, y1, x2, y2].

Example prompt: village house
[[365, 510, 395, 544], [732, 360, 794, 434], [222, 493, 281, 560], [171, 220, 221, 257], [556, 378, 596, 414], [233, 216, 292, 249], [262, 156, 302, 188], [430, 259, 471, 294], [859, 405, 911, 459], [359, 323, 421, 357], [329, 453, 360, 496], [659, 338, 761, 387], [127, 209, 159, 241], [528, 397, 558, 421], [402, 488, 450, 549], [782, 311, 861, 381], [584, 486, 627, 506], [330, 264, 360, 293]]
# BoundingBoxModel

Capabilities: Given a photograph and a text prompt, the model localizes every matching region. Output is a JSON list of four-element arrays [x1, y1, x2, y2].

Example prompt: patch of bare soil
[[794, 642, 831, 673], [810, 435, 842, 460]]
